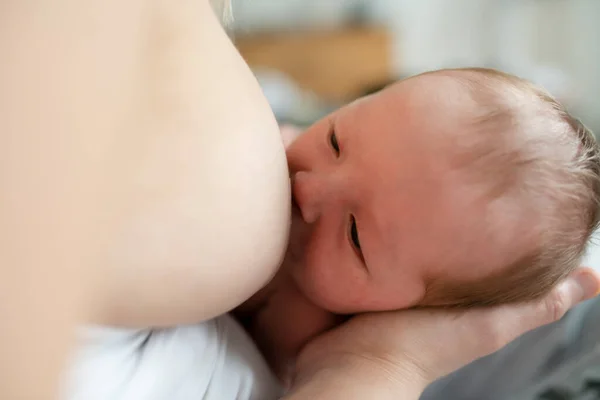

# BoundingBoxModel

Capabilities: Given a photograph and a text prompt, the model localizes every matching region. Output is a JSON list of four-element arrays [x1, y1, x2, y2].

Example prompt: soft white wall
[[231, 0, 600, 131], [367, 0, 495, 74], [565, 0, 600, 130], [231, 0, 361, 32]]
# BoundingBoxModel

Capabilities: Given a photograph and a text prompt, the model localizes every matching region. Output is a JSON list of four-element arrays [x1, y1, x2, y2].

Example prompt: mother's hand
[[290, 268, 599, 399]]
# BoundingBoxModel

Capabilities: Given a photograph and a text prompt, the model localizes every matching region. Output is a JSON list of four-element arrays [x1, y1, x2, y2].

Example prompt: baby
[[233, 68, 600, 383]]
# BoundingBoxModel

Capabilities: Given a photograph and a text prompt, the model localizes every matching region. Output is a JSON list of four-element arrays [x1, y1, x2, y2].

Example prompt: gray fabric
[[519, 348, 600, 400], [421, 296, 600, 400]]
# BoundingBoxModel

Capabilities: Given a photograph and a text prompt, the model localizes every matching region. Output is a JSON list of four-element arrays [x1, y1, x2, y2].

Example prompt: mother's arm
[[283, 269, 599, 399]]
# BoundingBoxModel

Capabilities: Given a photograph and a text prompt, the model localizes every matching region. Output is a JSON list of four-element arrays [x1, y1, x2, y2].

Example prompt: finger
[[469, 268, 600, 354], [539, 267, 600, 323]]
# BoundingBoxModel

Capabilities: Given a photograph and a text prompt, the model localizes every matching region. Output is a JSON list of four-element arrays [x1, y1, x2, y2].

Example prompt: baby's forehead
[[343, 70, 551, 172], [380, 73, 513, 136], [387, 72, 478, 107], [395, 70, 531, 111], [344, 71, 499, 129]]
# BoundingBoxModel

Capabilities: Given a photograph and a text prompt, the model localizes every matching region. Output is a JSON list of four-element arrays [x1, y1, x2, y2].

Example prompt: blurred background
[[228, 0, 600, 135]]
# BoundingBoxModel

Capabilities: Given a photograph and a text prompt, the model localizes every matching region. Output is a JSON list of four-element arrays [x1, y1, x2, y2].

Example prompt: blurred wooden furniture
[[234, 26, 393, 102]]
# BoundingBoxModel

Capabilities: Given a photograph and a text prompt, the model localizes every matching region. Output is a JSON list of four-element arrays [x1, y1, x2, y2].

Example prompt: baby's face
[[285, 73, 521, 313]]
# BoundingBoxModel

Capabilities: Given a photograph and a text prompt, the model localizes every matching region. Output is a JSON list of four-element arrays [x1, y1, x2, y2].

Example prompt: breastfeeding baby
[[233, 68, 600, 384]]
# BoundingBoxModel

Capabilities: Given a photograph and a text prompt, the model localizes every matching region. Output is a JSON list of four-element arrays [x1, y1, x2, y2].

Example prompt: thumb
[[541, 267, 600, 323]]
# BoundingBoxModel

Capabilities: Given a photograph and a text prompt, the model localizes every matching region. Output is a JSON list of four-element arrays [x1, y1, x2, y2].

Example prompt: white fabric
[[62, 315, 282, 400]]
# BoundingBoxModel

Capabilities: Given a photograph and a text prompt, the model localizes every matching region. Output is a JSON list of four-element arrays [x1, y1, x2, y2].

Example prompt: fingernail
[[574, 271, 600, 301]]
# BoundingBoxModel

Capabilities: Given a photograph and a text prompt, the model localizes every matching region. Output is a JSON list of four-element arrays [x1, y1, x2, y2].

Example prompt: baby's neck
[[233, 261, 348, 383]]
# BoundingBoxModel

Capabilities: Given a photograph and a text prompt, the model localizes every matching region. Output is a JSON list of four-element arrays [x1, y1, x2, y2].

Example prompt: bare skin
[[234, 75, 520, 377], [2, 1, 598, 399], [286, 267, 599, 399], [1, 1, 289, 397], [235, 259, 343, 384], [96, 0, 291, 327], [236, 74, 597, 384], [285, 75, 542, 314]]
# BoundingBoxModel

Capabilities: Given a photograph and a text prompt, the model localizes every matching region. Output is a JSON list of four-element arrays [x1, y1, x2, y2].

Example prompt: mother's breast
[[95, 1, 291, 327]]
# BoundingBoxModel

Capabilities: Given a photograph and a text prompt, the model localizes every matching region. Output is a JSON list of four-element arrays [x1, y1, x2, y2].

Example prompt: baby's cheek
[[301, 224, 365, 312], [304, 223, 336, 278], [304, 259, 369, 313]]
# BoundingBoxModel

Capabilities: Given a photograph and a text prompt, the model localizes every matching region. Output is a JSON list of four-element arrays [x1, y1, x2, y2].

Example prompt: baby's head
[[285, 68, 600, 313]]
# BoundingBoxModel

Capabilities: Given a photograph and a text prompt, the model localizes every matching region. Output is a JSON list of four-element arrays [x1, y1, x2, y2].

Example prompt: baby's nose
[[292, 171, 327, 224]]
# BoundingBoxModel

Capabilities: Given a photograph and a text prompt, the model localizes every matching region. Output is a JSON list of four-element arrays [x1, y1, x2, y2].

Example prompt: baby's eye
[[349, 215, 363, 259], [329, 130, 340, 157]]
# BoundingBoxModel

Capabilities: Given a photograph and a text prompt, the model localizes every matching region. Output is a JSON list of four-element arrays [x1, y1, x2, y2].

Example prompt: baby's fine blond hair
[[423, 68, 600, 306]]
